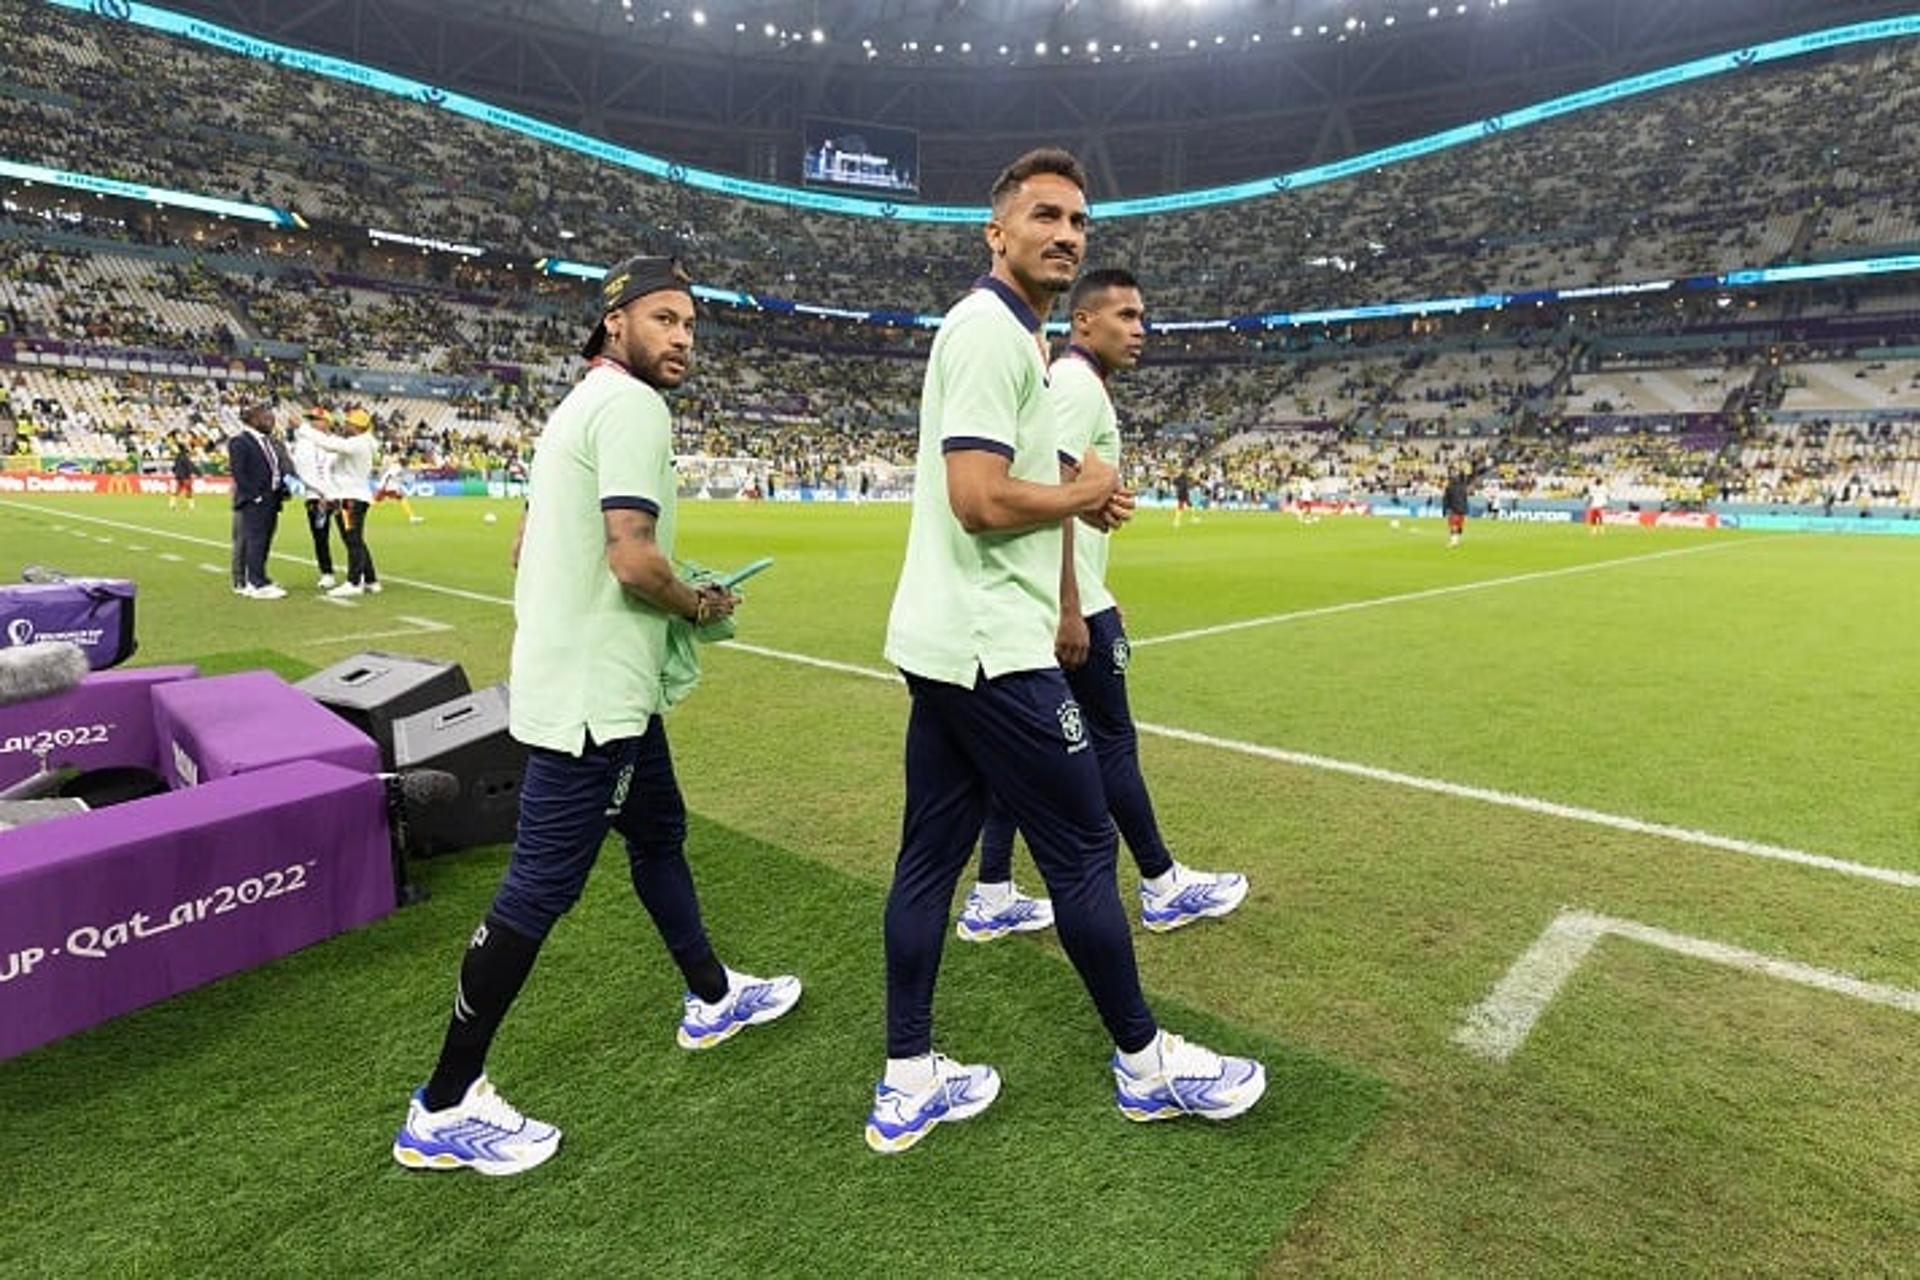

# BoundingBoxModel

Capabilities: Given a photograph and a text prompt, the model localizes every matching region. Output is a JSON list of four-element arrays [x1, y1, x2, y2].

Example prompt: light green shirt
[[884, 284, 1062, 686], [1052, 350, 1120, 619], [510, 365, 677, 753]]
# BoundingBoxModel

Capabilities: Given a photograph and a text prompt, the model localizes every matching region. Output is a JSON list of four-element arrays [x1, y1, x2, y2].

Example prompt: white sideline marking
[[719, 644, 1915, 890], [92, 535, 113, 544], [195, 562, 223, 575], [1132, 722, 1920, 889], [300, 615, 452, 647], [1133, 541, 1750, 649], [126, 543, 148, 552], [0, 501, 513, 606], [7, 499, 1908, 891], [1455, 909, 1920, 1062], [319, 595, 359, 609], [158, 553, 183, 562]]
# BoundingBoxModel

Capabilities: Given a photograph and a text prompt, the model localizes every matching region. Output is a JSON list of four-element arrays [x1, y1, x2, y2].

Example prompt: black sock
[[676, 946, 729, 1004], [423, 914, 543, 1111]]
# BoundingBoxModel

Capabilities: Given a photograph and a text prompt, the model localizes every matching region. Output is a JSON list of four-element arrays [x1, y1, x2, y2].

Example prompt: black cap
[[582, 255, 695, 359]]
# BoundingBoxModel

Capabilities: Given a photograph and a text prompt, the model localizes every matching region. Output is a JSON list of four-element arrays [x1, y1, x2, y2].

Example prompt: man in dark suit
[[228, 400, 290, 599]]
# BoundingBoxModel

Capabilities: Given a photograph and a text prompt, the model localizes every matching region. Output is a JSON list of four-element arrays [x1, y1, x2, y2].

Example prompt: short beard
[[620, 339, 686, 390]]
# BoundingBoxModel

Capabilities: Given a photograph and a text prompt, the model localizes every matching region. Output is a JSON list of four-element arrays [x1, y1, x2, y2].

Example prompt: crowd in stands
[[2, 1, 1918, 511], [4, 2, 1920, 320]]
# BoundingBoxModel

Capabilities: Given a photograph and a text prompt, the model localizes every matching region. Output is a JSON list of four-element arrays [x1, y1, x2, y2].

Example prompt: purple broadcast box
[[152, 671, 381, 788], [0, 664, 199, 791], [0, 579, 138, 669], [0, 759, 393, 1060]]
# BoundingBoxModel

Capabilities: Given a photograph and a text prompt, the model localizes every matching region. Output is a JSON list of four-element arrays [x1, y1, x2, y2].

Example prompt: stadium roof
[[152, 0, 1918, 198]]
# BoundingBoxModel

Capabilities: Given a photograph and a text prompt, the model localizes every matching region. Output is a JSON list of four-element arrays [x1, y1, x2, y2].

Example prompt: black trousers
[[237, 498, 280, 589], [304, 498, 336, 576], [336, 499, 377, 586]]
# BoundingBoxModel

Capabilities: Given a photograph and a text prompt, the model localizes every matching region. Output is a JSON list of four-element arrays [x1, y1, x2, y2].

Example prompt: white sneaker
[[677, 967, 803, 1049], [366, 581, 384, 594], [955, 884, 1054, 942], [246, 584, 287, 600], [327, 581, 364, 598], [316, 573, 336, 589], [865, 1054, 1002, 1154], [391, 1076, 561, 1176], [409, 516, 425, 525], [1113, 1032, 1266, 1123], [1140, 862, 1249, 933]]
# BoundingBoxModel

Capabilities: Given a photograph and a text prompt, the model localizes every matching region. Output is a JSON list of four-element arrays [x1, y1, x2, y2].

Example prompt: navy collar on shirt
[[1064, 343, 1110, 381], [972, 275, 1044, 334]]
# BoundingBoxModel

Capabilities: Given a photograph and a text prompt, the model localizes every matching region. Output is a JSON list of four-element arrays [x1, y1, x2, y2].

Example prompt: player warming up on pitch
[[870, 149, 1265, 1154], [958, 268, 1249, 943], [392, 256, 801, 1177]]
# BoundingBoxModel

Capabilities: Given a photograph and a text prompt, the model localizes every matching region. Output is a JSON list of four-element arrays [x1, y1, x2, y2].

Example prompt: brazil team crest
[[1057, 700, 1087, 752], [1111, 635, 1131, 675]]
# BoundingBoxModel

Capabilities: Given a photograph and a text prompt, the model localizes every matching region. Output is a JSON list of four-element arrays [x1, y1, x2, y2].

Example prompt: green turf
[[2, 494, 1917, 1274], [0, 819, 1382, 1277]]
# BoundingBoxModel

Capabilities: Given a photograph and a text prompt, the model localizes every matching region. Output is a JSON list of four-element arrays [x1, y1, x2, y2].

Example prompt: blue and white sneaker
[[1113, 1032, 1266, 1123], [1140, 862, 1249, 933], [391, 1076, 561, 1176], [676, 967, 803, 1050], [865, 1054, 1002, 1154], [955, 884, 1055, 942]]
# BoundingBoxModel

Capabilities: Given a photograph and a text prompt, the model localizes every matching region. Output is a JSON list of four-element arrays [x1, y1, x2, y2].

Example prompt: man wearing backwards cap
[[393, 255, 801, 1177]]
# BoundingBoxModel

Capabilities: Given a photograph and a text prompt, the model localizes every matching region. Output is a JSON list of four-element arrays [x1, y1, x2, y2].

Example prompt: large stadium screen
[[801, 117, 919, 197]]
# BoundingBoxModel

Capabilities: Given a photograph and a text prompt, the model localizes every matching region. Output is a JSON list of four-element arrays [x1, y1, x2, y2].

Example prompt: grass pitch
[[1, 494, 1917, 1276]]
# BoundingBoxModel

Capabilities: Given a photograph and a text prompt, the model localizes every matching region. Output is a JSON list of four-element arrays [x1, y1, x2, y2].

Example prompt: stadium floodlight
[[1250, 32, 1260, 42], [1187, 37, 1198, 47], [1148, 38, 1159, 48], [811, 27, 824, 42], [960, 41, 971, 51], [1034, 39, 1047, 53], [1213, 33, 1224, 43], [1384, 14, 1395, 25], [691, 9, 705, 23], [763, 21, 775, 35], [735, 20, 745, 30], [1345, 16, 1357, 29], [1086, 39, 1098, 52]]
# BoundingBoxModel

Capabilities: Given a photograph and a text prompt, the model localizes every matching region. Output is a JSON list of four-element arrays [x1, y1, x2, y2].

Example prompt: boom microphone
[[381, 767, 461, 908], [20, 565, 69, 584], [382, 768, 461, 809], [0, 641, 90, 708]]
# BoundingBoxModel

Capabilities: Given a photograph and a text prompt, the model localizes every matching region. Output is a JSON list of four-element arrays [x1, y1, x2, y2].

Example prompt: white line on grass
[[1132, 722, 1920, 889], [319, 595, 359, 609], [300, 616, 452, 647], [7, 500, 1906, 890], [718, 643, 1916, 890], [158, 553, 182, 562], [0, 501, 513, 606], [195, 563, 224, 575], [1455, 909, 1920, 1061], [1132, 540, 1752, 649]]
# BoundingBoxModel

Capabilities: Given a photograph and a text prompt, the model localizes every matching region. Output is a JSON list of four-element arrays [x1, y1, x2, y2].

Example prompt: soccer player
[[871, 149, 1264, 1155], [1443, 469, 1470, 549], [1173, 469, 1195, 528], [392, 255, 801, 1177], [1587, 477, 1608, 536], [958, 269, 1248, 944], [167, 435, 198, 512], [372, 428, 426, 525]]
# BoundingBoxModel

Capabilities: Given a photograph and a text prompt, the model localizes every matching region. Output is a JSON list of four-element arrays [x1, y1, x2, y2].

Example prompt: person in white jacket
[[302, 407, 382, 596], [291, 406, 342, 589]]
